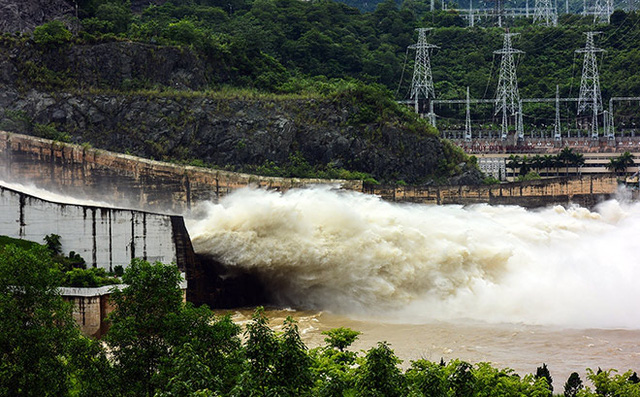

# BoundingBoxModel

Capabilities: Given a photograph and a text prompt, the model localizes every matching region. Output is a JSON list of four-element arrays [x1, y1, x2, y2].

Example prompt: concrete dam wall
[[366, 174, 623, 208], [0, 183, 184, 271], [0, 131, 361, 214], [0, 130, 626, 210]]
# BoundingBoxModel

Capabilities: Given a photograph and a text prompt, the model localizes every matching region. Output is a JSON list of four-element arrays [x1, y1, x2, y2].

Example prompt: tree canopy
[[1, 244, 640, 396]]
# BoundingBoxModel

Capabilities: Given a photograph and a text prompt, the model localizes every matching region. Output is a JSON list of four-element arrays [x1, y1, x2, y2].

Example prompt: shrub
[[33, 20, 72, 45]]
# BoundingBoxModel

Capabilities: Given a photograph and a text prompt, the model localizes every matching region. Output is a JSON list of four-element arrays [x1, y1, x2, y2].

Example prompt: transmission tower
[[495, 33, 524, 138], [409, 28, 439, 114], [465, 87, 472, 141], [533, 0, 557, 26], [576, 31, 604, 139], [593, 0, 612, 23]]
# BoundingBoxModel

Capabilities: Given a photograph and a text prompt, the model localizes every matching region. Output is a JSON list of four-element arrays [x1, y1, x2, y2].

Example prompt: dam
[[2, 131, 640, 383], [1, 130, 637, 325]]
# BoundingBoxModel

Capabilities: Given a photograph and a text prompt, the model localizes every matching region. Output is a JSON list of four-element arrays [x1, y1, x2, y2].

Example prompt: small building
[[61, 278, 187, 338]]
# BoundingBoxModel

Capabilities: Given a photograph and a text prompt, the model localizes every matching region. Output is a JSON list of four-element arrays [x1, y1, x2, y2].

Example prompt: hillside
[[6, 0, 640, 183], [0, 37, 475, 184], [0, 0, 73, 33]]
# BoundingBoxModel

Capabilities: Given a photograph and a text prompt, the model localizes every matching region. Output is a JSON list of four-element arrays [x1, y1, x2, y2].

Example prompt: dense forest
[[34, 0, 639, 129], [4, 0, 640, 181], [2, 239, 640, 397]]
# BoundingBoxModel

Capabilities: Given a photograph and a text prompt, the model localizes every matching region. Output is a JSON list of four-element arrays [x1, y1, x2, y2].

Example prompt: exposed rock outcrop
[[0, 0, 73, 33], [0, 89, 451, 183], [0, 39, 480, 184]]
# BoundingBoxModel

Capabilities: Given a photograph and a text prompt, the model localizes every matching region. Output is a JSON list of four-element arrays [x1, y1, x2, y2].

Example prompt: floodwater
[[222, 308, 640, 385], [189, 186, 640, 384]]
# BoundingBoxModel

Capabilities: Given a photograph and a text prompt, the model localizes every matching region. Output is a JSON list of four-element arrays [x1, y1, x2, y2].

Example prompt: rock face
[[0, 39, 478, 184], [0, 0, 73, 33], [0, 89, 450, 183]]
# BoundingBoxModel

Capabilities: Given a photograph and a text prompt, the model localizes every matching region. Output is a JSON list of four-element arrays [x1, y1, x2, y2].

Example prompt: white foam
[[186, 186, 640, 328]]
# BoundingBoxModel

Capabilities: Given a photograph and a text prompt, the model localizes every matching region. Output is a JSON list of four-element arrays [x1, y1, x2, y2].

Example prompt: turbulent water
[[4, 179, 638, 379], [188, 185, 640, 329]]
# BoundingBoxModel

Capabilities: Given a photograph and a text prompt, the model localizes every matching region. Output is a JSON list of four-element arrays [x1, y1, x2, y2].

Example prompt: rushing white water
[[188, 186, 640, 329]]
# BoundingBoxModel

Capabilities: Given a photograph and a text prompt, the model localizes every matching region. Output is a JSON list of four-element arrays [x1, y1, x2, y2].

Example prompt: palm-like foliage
[[607, 151, 635, 176]]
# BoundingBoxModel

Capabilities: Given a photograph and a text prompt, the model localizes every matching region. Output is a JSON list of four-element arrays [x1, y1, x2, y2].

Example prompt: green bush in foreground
[[1, 244, 639, 396]]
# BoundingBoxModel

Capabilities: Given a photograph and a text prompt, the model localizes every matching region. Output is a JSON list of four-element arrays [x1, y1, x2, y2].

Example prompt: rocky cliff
[[0, 38, 479, 184], [0, 0, 73, 33]]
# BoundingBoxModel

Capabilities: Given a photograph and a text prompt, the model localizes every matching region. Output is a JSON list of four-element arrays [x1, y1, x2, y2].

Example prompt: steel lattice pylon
[[576, 31, 604, 138], [593, 0, 612, 23], [533, 0, 557, 26], [554, 85, 562, 140], [494, 33, 524, 118], [409, 28, 439, 114]]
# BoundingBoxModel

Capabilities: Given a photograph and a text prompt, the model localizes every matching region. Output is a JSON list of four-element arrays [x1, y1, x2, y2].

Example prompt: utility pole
[[495, 32, 524, 139], [469, 0, 475, 27], [465, 87, 472, 141], [533, 0, 557, 26], [576, 32, 604, 139], [409, 28, 439, 116], [554, 85, 562, 140]]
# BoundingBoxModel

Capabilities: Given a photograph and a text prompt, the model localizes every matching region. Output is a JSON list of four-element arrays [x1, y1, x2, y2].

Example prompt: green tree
[[406, 359, 448, 397], [558, 147, 577, 176], [322, 327, 361, 352], [0, 245, 79, 396], [155, 343, 218, 397], [274, 317, 314, 396], [506, 154, 521, 179], [43, 233, 62, 255], [105, 259, 184, 397], [564, 372, 583, 397], [354, 342, 406, 397], [310, 327, 361, 396], [607, 151, 635, 177], [448, 361, 476, 397], [535, 363, 553, 396]]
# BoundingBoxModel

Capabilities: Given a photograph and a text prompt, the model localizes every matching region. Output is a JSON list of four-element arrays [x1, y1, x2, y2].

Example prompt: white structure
[[478, 157, 507, 180], [0, 183, 179, 271]]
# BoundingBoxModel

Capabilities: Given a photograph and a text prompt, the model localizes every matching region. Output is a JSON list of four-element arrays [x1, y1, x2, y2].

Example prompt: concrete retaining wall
[[0, 131, 624, 209], [0, 131, 361, 214], [365, 174, 621, 208], [0, 183, 179, 271]]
